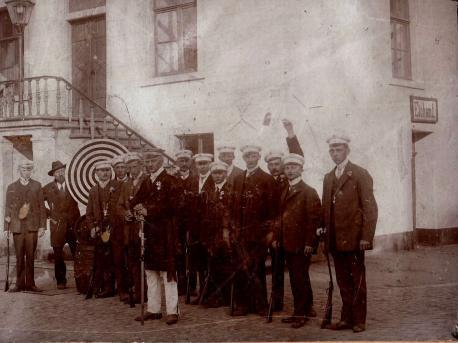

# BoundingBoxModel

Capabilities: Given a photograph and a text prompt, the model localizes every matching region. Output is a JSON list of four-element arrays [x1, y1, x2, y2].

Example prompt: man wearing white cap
[[197, 161, 232, 307], [172, 149, 197, 296], [86, 160, 119, 298], [321, 134, 378, 333], [230, 144, 275, 316], [110, 154, 130, 302], [264, 118, 306, 313], [130, 148, 180, 325], [4, 159, 47, 292], [271, 153, 321, 328], [216, 145, 243, 186], [117, 152, 148, 304]]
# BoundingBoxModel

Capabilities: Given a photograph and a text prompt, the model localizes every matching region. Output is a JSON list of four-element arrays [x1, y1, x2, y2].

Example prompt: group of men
[[3, 119, 378, 332]]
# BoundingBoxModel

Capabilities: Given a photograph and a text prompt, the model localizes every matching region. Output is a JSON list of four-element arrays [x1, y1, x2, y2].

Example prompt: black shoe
[[335, 320, 352, 330], [166, 314, 178, 325], [95, 291, 113, 298], [57, 284, 66, 290], [291, 317, 308, 329], [8, 286, 22, 293], [281, 316, 297, 324], [353, 324, 366, 333], [28, 286, 43, 292], [135, 312, 162, 321]]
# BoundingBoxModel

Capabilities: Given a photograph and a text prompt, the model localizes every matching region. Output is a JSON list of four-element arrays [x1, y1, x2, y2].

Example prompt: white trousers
[[145, 270, 179, 315]]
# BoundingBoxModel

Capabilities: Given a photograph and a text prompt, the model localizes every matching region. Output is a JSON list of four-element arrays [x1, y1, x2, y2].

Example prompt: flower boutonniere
[[109, 186, 116, 193], [219, 190, 225, 200], [347, 170, 353, 177], [156, 181, 162, 190]]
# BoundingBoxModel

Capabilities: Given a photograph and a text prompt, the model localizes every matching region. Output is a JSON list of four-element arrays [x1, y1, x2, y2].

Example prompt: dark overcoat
[[322, 161, 378, 251], [43, 181, 80, 247]]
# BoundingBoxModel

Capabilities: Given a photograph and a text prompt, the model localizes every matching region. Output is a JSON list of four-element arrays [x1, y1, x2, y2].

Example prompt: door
[[71, 16, 106, 115]]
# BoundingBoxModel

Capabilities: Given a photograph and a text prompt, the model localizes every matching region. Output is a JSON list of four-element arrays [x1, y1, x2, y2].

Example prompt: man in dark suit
[[264, 118, 306, 313], [86, 160, 121, 298], [130, 148, 180, 325], [216, 145, 244, 186], [271, 153, 321, 328], [110, 155, 130, 302], [321, 134, 378, 333], [230, 145, 275, 316], [197, 161, 232, 307], [188, 153, 215, 304], [43, 161, 81, 289], [4, 159, 47, 292], [117, 152, 148, 304]]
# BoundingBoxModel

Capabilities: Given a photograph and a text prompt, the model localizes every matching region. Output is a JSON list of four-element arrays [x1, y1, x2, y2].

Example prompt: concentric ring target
[[66, 139, 129, 206]]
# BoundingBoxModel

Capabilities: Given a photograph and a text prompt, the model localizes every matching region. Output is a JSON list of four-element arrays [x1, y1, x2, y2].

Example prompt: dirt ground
[[0, 244, 457, 342]]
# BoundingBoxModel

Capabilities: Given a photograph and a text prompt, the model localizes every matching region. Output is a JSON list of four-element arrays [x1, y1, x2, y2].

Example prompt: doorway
[[71, 15, 106, 115]]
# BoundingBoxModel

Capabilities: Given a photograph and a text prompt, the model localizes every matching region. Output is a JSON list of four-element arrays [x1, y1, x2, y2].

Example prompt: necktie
[[336, 166, 344, 179]]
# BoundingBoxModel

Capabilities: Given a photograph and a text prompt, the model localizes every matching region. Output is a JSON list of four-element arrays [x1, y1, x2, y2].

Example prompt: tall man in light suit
[[321, 135, 378, 333], [4, 159, 47, 292]]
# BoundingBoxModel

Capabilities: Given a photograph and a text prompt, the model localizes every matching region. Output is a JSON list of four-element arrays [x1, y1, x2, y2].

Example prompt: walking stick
[[4, 222, 10, 292], [139, 216, 145, 326], [321, 230, 334, 329], [266, 246, 280, 323], [185, 232, 191, 304]]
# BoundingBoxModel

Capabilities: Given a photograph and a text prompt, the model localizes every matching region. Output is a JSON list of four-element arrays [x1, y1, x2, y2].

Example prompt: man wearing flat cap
[[43, 161, 81, 289], [85, 160, 120, 298], [4, 159, 47, 292], [216, 146, 243, 186], [321, 134, 378, 333], [230, 144, 275, 316], [117, 152, 148, 304], [271, 154, 321, 328], [197, 161, 233, 307], [129, 148, 180, 325]]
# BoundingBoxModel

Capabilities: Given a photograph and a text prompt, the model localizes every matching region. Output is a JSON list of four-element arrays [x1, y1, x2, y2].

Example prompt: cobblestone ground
[[0, 244, 457, 342]]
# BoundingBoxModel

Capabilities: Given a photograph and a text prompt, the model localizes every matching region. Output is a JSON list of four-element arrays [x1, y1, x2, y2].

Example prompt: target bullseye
[[66, 139, 129, 206]]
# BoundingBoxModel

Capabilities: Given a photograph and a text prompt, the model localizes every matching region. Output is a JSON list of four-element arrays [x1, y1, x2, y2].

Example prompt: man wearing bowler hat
[[321, 134, 378, 333], [4, 159, 47, 292], [43, 161, 81, 289]]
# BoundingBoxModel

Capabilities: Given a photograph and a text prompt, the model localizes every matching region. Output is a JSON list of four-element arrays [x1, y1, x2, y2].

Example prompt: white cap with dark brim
[[326, 134, 351, 146], [175, 149, 193, 159], [193, 153, 213, 163], [282, 153, 304, 166], [240, 145, 262, 155], [124, 152, 142, 163], [111, 154, 126, 167], [216, 146, 236, 154], [210, 161, 229, 172], [264, 150, 284, 163], [94, 160, 112, 170]]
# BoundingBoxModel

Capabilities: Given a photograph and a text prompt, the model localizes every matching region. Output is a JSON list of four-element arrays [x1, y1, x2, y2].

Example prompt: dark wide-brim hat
[[48, 161, 66, 176]]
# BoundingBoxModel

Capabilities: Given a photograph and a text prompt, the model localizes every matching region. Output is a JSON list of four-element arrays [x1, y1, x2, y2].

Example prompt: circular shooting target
[[66, 139, 129, 206]]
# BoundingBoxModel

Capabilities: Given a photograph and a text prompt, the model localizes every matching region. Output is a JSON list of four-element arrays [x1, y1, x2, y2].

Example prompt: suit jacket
[[85, 180, 123, 237], [231, 167, 275, 243], [226, 165, 244, 187], [322, 161, 378, 251], [198, 181, 232, 249], [43, 181, 80, 247], [4, 179, 47, 234], [117, 173, 148, 243], [275, 181, 321, 254], [130, 170, 179, 280]]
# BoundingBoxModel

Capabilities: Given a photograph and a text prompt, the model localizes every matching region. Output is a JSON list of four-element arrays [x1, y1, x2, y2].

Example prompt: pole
[[4, 222, 10, 292], [139, 217, 145, 326], [17, 27, 24, 117]]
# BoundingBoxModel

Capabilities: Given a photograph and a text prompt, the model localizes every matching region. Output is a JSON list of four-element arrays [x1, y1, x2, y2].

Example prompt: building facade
[[0, 0, 457, 253]]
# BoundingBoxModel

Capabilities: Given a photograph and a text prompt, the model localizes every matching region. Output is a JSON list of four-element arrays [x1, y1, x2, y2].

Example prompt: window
[[176, 133, 213, 155], [390, 0, 412, 79], [153, 0, 197, 76], [0, 10, 19, 81], [69, 0, 106, 13]]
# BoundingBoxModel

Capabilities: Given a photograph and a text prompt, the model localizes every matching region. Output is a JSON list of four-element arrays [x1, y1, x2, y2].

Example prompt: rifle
[[198, 251, 212, 305], [4, 222, 10, 292], [185, 233, 191, 304], [138, 216, 145, 326], [320, 230, 334, 329]]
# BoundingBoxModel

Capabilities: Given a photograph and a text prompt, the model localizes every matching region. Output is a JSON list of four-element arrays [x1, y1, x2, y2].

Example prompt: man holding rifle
[[129, 148, 180, 325], [4, 159, 47, 292], [321, 134, 378, 333], [271, 153, 321, 328]]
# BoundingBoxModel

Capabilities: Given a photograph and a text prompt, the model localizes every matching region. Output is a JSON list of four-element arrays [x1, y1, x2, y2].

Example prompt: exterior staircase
[[0, 75, 173, 161]]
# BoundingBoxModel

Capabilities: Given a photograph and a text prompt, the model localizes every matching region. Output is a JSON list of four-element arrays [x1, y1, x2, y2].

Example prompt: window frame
[[390, 0, 412, 80], [0, 9, 19, 82], [153, 0, 197, 77]]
